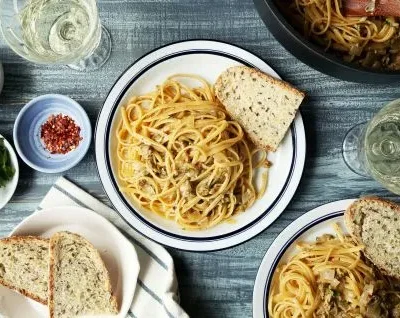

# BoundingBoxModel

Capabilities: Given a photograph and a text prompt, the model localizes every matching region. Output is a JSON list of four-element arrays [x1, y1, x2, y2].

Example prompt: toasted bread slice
[[214, 66, 305, 151], [49, 231, 118, 318], [345, 197, 400, 279], [0, 236, 49, 304]]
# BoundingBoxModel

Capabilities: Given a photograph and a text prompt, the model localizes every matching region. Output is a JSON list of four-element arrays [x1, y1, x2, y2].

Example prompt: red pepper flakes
[[40, 114, 82, 155]]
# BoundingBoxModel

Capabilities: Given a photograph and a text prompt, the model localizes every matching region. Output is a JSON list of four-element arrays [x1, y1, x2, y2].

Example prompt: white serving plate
[[253, 199, 356, 318], [0, 206, 139, 318], [0, 135, 19, 210], [95, 40, 306, 251]]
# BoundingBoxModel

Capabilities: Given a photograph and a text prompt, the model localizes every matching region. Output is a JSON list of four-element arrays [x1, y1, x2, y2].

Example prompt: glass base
[[342, 122, 370, 177], [67, 25, 111, 72]]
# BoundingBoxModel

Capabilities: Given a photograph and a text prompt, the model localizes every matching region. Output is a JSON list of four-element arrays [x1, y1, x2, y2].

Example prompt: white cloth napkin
[[36, 177, 189, 318]]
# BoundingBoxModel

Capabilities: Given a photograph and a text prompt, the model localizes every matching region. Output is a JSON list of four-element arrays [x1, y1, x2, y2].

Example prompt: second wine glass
[[342, 99, 400, 195]]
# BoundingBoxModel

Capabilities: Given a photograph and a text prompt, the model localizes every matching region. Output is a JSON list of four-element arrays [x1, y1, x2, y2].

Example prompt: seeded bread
[[345, 197, 400, 279], [214, 66, 305, 151], [49, 231, 118, 318], [0, 236, 49, 304]]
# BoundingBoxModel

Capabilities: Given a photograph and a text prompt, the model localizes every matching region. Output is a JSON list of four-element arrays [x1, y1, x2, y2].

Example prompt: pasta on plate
[[268, 224, 400, 318], [115, 75, 269, 230]]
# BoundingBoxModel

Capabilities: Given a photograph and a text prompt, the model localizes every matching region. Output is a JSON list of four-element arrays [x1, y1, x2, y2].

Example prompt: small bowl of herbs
[[0, 135, 18, 210]]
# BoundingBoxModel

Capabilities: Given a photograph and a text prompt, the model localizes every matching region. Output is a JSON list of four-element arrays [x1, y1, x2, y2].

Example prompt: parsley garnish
[[0, 138, 15, 188]]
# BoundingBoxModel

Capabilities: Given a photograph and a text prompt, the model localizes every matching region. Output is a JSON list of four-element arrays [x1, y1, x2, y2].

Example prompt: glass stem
[[370, 134, 400, 160], [342, 122, 370, 177], [67, 25, 111, 72]]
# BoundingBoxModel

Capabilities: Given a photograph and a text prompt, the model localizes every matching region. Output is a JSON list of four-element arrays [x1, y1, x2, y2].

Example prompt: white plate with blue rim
[[95, 40, 306, 251], [0, 206, 139, 318], [0, 135, 19, 210], [252, 199, 356, 318]]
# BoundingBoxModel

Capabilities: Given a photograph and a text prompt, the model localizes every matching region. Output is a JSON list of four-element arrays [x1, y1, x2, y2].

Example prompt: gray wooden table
[[0, 0, 399, 317]]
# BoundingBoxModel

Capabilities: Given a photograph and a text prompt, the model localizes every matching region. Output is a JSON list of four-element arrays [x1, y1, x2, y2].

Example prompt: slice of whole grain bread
[[214, 66, 305, 151], [345, 197, 400, 279], [0, 236, 49, 304], [49, 231, 118, 318]]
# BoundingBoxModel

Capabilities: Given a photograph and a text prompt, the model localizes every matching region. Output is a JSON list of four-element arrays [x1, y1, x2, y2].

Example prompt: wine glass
[[0, 0, 111, 71], [342, 99, 400, 195]]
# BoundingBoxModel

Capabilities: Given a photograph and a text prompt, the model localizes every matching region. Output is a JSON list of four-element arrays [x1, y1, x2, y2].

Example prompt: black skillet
[[253, 0, 400, 83]]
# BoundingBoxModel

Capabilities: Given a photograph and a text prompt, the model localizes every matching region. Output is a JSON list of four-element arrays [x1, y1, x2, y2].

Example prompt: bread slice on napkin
[[49, 231, 118, 318], [345, 197, 400, 279], [0, 236, 49, 304], [214, 66, 305, 151]]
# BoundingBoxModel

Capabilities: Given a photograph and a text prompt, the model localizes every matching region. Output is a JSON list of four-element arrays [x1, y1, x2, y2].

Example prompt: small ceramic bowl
[[0, 135, 19, 210], [13, 94, 91, 173]]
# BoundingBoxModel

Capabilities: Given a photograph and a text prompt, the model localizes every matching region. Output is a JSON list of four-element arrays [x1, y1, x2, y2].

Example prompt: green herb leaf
[[0, 138, 15, 188]]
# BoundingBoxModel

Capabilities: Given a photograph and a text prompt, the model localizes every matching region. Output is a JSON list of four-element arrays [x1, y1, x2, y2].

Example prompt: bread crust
[[345, 197, 400, 279], [214, 66, 305, 151], [48, 233, 57, 318], [0, 277, 47, 305], [0, 236, 49, 305], [214, 66, 305, 100], [49, 231, 118, 318]]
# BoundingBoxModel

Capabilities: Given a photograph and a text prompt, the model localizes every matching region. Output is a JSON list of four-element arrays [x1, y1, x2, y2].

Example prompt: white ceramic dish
[[96, 40, 306, 251], [252, 199, 356, 318], [0, 135, 19, 210], [0, 206, 139, 318]]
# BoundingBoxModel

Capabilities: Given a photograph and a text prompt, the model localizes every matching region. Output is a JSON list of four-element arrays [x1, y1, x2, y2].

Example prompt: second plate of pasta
[[253, 199, 400, 317], [95, 40, 306, 251], [253, 199, 354, 318]]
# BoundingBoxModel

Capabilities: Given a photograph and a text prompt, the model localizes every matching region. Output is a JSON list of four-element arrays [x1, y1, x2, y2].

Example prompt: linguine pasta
[[268, 223, 400, 317], [115, 74, 269, 230], [287, 0, 400, 69]]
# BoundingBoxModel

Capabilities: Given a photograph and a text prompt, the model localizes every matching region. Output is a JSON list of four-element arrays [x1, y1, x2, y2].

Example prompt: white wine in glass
[[0, 0, 111, 71], [343, 99, 400, 195]]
